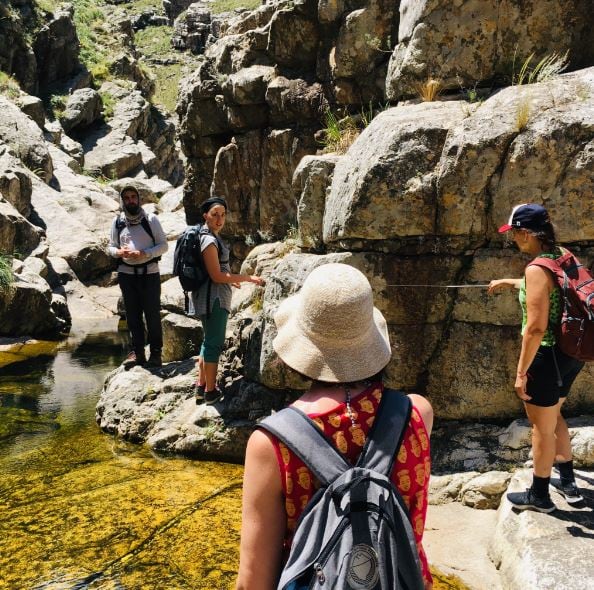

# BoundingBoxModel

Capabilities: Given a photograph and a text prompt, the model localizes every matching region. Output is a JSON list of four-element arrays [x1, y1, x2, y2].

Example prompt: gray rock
[[95, 360, 286, 461], [293, 154, 340, 250], [0, 266, 70, 338], [83, 85, 182, 184], [59, 134, 84, 166], [490, 468, 594, 590], [162, 312, 203, 362], [0, 3, 37, 94], [323, 102, 468, 243], [60, 88, 102, 133], [0, 198, 43, 259], [163, 0, 196, 23], [267, 9, 318, 69], [18, 95, 45, 129], [0, 146, 33, 217], [223, 65, 276, 105], [108, 53, 156, 98], [32, 5, 82, 92], [265, 76, 327, 124], [158, 185, 184, 213], [386, 0, 594, 100], [172, 3, 212, 54], [0, 96, 53, 183], [459, 471, 512, 509]]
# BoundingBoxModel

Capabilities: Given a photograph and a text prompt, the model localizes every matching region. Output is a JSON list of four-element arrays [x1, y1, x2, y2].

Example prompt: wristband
[[516, 372, 528, 378]]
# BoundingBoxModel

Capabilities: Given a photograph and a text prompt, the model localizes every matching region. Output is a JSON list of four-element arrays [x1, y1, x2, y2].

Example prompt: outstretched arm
[[236, 430, 286, 590], [487, 278, 523, 294]]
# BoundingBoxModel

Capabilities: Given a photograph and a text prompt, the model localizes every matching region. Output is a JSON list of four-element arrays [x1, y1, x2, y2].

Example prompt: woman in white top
[[191, 197, 265, 404]]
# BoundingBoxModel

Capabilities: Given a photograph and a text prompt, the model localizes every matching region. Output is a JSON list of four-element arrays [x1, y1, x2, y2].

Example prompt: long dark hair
[[531, 221, 557, 253]]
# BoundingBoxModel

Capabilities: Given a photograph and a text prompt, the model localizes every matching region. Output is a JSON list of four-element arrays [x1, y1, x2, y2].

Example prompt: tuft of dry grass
[[513, 50, 569, 86], [415, 78, 443, 102], [515, 97, 531, 131]]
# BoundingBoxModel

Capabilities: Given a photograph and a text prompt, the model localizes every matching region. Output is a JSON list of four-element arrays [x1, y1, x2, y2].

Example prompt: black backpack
[[115, 214, 161, 265], [258, 389, 425, 590], [173, 224, 223, 313]]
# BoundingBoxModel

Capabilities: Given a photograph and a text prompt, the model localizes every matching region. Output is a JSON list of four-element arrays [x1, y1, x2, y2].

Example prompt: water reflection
[[0, 325, 243, 590]]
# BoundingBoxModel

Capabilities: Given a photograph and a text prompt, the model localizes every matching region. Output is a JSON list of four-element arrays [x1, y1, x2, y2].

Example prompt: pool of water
[[0, 326, 243, 590], [0, 325, 468, 590]]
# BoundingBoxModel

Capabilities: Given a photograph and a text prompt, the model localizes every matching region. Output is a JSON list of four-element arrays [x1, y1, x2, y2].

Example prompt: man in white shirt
[[108, 186, 168, 368]]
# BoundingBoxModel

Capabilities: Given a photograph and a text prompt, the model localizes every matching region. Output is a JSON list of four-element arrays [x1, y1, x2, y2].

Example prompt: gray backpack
[[259, 389, 425, 590]]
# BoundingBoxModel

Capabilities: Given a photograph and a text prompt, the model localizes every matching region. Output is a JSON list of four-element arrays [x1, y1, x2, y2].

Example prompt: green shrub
[[320, 110, 359, 154], [99, 89, 115, 119], [0, 255, 14, 296], [0, 72, 21, 100]]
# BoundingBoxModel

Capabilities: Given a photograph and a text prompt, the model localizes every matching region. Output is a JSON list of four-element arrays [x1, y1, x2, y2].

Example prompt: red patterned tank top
[[268, 382, 432, 587]]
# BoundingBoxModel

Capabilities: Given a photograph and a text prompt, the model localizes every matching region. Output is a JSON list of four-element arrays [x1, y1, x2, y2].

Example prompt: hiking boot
[[195, 384, 205, 404], [507, 488, 556, 513], [204, 387, 223, 405], [146, 352, 162, 368], [122, 351, 146, 369], [550, 478, 584, 504]]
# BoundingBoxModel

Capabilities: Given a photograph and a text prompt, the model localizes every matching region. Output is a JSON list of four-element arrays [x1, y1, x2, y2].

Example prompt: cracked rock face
[[386, 0, 594, 100]]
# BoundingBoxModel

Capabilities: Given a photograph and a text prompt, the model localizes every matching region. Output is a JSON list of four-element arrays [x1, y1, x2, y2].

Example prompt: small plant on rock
[[515, 97, 531, 132], [512, 49, 569, 86], [320, 109, 360, 154], [414, 78, 443, 102], [0, 72, 21, 100], [0, 254, 14, 299]]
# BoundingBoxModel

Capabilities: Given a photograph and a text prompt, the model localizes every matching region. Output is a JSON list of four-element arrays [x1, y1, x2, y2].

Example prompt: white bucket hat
[[272, 263, 391, 383]]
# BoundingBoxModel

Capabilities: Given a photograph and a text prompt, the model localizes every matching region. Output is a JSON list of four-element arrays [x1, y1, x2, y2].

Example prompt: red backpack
[[529, 249, 594, 362]]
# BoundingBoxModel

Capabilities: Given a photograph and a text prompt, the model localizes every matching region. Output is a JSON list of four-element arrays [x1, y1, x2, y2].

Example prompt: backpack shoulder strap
[[141, 216, 156, 244], [356, 388, 412, 476], [258, 407, 351, 486]]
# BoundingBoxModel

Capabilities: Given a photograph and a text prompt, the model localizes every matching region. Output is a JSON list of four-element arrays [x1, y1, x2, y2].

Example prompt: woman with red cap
[[489, 203, 585, 512]]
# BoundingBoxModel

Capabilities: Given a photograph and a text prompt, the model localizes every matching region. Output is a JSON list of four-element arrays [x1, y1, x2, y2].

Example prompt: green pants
[[200, 298, 229, 362]]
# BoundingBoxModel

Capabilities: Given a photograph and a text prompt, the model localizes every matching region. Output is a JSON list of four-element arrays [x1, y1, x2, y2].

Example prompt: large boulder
[[490, 468, 594, 590], [0, 3, 37, 94], [0, 266, 70, 338], [60, 88, 102, 134], [293, 154, 340, 251], [386, 0, 594, 100], [0, 198, 43, 258], [83, 84, 182, 184], [0, 146, 32, 217], [172, 2, 212, 54], [162, 312, 203, 362], [0, 97, 53, 182], [29, 173, 116, 282], [32, 4, 83, 92], [323, 102, 468, 243]]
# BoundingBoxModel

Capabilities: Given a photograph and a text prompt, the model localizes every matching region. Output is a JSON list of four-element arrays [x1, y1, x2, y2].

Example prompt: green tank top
[[519, 249, 562, 347]]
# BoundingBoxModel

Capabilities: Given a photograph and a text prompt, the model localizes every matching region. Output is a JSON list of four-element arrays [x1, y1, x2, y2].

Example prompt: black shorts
[[526, 345, 584, 407]]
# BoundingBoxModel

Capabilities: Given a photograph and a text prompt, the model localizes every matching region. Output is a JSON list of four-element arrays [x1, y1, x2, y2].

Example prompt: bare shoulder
[[246, 428, 277, 463], [525, 263, 555, 291], [407, 393, 433, 437]]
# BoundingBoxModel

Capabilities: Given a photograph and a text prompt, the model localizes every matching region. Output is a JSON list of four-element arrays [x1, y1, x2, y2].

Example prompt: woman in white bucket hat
[[236, 263, 434, 590]]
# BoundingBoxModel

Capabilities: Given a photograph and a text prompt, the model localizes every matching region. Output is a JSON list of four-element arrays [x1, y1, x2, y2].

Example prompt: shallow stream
[[0, 325, 243, 589], [0, 323, 467, 590]]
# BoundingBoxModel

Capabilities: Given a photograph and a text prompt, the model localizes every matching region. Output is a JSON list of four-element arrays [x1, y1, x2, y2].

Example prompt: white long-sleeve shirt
[[108, 213, 168, 275]]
